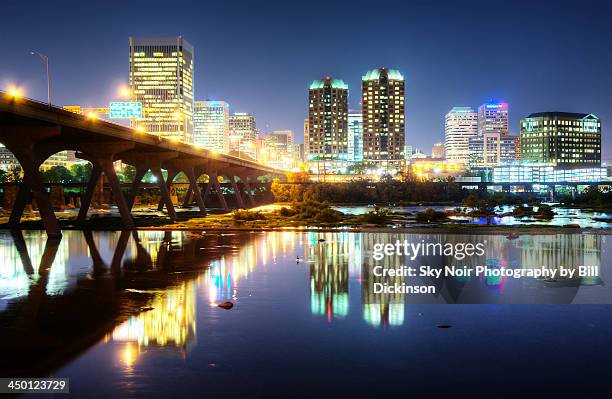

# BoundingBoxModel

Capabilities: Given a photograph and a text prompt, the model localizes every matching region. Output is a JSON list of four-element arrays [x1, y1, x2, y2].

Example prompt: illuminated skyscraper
[[129, 36, 194, 142], [478, 101, 509, 136], [307, 76, 349, 170], [229, 113, 257, 159], [444, 107, 478, 164], [362, 68, 405, 173], [193, 101, 230, 152], [348, 112, 363, 163], [520, 112, 601, 167]]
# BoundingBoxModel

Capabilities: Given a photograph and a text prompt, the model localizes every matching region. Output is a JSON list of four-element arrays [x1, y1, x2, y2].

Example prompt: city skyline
[[0, 0, 610, 162]]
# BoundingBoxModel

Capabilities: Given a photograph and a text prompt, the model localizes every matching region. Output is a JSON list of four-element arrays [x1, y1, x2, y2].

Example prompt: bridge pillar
[[185, 167, 207, 216], [209, 171, 229, 211], [77, 163, 102, 222], [76, 142, 136, 229], [230, 176, 246, 209], [242, 175, 257, 207], [0, 126, 63, 238], [117, 151, 178, 221], [8, 179, 31, 228], [159, 158, 209, 216], [127, 166, 148, 211], [151, 166, 177, 221]]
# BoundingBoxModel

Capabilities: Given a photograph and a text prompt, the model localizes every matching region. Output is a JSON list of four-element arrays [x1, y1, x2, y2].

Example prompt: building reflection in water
[[108, 280, 198, 367], [360, 233, 405, 327], [0, 228, 607, 373], [306, 232, 349, 321]]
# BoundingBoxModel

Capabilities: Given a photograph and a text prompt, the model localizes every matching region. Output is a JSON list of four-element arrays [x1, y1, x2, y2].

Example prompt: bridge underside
[[0, 96, 283, 238]]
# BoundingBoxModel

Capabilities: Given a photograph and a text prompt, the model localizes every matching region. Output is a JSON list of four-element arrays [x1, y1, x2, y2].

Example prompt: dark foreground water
[[0, 230, 611, 398]]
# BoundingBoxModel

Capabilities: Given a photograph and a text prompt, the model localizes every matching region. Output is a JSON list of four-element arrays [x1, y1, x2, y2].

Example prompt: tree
[[0, 169, 7, 184], [70, 163, 93, 183], [41, 166, 73, 184], [8, 166, 22, 183]]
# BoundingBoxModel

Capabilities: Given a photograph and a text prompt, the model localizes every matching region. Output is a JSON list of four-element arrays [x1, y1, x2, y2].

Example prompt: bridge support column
[[8, 179, 30, 228], [157, 167, 178, 212], [0, 126, 63, 238], [152, 166, 177, 221], [242, 176, 257, 207], [77, 163, 102, 222], [182, 186, 193, 207], [210, 172, 229, 211], [76, 142, 136, 229], [127, 166, 148, 211], [227, 175, 245, 209], [99, 159, 135, 229], [185, 167, 206, 216], [16, 151, 62, 238]]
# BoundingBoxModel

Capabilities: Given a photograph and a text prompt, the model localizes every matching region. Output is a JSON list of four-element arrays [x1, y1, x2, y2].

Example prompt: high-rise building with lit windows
[[229, 113, 257, 159], [129, 36, 194, 142], [348, 112, 363, 163], [193, 101, 230, 152], [362, 68, 405, 173], [444, 107, 478, 164], [478, 101, 509, 136], [307, 77, 349, 170], [520, 112, 601, 167]]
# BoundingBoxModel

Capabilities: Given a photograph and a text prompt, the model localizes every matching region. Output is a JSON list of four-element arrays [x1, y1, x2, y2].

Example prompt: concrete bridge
[[0, 92, 285, 238]]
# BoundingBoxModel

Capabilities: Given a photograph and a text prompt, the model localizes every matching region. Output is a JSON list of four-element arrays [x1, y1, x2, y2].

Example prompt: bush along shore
[[150, 197, 609, 232]]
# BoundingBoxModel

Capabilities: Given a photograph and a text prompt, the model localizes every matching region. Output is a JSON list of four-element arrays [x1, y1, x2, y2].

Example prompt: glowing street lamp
[[30, 51, 51, 106], [6, 85, 24, 99]]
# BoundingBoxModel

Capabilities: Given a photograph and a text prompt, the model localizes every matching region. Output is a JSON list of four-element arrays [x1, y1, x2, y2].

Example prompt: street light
[[30, 51, 51, 106]]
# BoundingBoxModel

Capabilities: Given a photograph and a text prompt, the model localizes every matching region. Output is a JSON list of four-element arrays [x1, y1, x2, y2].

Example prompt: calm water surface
[[1, 230, 611, 397], [333, 205, 611, 228]]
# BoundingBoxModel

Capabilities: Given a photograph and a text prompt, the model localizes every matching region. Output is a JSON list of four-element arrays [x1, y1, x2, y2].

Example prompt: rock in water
[[218, 301, 234, 310]]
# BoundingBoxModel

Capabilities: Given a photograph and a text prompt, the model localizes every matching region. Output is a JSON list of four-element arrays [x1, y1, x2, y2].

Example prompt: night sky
[[1, 0, 610, 161]]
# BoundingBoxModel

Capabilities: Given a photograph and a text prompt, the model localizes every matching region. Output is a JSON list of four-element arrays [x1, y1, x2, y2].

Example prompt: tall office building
[[468, 134, 517, 167], [444, 107, 478, 164], [520, 112, 601, 167], [432, 142, 445, 159], [229, 112, 257, 159], [193, 101, 230, 152], [478, 101, 509, 136], [362, 68, 405, 172], [271, 130, 293, 147], [308, 77, 349, 170], [129, 36, 194, 142], [348, 112, 363, 163]]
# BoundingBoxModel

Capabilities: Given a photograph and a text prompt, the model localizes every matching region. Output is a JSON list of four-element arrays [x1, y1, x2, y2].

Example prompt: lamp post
[[30, 51, 51, 106]]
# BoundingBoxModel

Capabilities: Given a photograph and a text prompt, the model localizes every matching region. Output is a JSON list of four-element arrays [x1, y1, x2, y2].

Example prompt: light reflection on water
[[334, 205, 611, 228], [0, 229, 611, 397]]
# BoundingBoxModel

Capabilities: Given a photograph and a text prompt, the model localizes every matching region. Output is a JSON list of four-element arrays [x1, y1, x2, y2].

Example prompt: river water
[[1, 229, 611, 397]]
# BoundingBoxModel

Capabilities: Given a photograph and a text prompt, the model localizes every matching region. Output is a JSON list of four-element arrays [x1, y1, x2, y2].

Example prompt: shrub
[[415, 208, 448, 223], [314, 208, 343, 223], [233, 210, 266, 222], [358, 207, 390, 225], [278, 206, 296, 217]]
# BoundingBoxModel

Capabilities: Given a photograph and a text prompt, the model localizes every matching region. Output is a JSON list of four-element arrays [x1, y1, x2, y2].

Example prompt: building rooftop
[[526, 112, 598, 120], [309, 78, 348, 90], [362, 68, 404, 81]]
